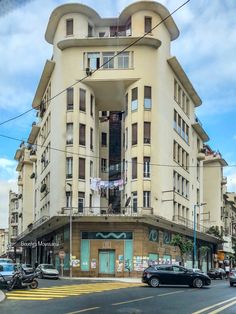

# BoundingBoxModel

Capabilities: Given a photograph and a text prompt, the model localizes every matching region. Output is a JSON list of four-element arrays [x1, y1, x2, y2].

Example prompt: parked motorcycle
[[0, 269, 38, 291]]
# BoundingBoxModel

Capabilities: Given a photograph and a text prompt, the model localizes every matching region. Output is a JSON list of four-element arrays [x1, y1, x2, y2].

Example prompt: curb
[[0, 290, 5, 303], [60, 277, 142, 283]]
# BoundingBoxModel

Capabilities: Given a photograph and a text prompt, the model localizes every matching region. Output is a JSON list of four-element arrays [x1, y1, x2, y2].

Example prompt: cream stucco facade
[[10, 1, 228, 272]]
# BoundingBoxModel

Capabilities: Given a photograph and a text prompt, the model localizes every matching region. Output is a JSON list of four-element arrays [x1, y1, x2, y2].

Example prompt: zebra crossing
[[6, 282, 143, 301]]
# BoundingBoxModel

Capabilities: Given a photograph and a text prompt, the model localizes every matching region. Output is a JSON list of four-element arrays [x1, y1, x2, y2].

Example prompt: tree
[[171, 234, 193, 265], [199, 246, 210, 270]]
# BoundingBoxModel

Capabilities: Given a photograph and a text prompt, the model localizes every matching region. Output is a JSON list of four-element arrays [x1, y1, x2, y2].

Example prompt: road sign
[[59, 250, 65, 259]]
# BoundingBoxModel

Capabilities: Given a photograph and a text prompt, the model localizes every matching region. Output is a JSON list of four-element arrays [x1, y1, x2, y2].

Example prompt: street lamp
[[66, 182, 73, 278], [193, 202, 207, 268]]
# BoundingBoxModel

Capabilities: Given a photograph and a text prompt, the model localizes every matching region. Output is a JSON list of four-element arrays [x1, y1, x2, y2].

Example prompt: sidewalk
[[0, 290, 5, 303], [61, 276, 142, 283]]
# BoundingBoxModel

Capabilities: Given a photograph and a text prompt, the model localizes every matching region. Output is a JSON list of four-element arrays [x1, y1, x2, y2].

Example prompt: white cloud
[[225, 170, 236, 192], [0, 158, 17, 179]]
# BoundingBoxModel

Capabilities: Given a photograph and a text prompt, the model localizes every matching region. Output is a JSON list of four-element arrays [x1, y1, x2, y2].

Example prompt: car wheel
[[149, 277, 160, 288], [230, 282, 234, 287], [193, 278, 203, 288]]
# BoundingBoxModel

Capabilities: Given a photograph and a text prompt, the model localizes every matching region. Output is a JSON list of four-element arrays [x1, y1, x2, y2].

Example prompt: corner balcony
[[192, 115, 209, 142], [197, 148, 205, 161], [173, 215, 208, 233], [59, 206, 153, 217]]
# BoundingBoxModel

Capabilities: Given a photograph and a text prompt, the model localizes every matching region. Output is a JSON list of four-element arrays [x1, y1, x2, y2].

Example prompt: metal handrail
[[173, 215, 208, 233]]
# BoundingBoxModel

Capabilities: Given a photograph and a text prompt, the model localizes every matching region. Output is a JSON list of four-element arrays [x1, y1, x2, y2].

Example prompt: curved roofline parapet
[[119, 1, 179, 40], [45, 3, 101, 43], [45, 1, 179, 44]]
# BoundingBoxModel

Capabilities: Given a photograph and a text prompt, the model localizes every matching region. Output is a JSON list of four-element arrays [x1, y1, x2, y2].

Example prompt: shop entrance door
[[99, 250, 115, 274]]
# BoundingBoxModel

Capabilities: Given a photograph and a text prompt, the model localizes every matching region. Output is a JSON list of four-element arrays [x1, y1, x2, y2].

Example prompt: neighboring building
[[14, 143, 34, 235], [222, 192, 236, 263], [14, 1, 221, 276], [203, 145, 228, 265], [0, 229, 9, 257]]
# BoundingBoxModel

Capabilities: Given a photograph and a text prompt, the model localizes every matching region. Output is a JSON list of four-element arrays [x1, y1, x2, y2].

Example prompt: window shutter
[[66, 19, 73, 36], [79, 124, 86, 146], [79, 158, 85, 179], [144, 122, 151, 144], [132, 123, 138, 145]]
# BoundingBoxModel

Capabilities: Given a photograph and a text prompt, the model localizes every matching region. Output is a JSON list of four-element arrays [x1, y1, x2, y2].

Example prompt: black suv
[[142, 264, 211, 288]]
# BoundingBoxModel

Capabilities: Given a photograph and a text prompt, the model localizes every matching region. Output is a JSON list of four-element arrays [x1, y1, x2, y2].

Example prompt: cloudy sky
[[0, 0, 236, 228]]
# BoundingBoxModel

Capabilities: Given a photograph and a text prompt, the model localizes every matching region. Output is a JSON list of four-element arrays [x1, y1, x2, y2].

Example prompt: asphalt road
[[1, 279, 236, 314]]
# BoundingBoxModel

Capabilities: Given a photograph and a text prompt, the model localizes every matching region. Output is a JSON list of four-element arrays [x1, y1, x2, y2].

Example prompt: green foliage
[[171, 234, 193, 262], [199, 246, 209, 258], [206, 226, 222, 239]]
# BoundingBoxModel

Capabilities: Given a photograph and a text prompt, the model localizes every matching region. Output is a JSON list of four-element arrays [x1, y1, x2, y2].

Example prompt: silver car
[[229, 270, 236, 286], [36, 264, 59, 279]]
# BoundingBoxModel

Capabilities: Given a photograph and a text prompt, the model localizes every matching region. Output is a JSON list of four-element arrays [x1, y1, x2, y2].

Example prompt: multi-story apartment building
[[0, 229, 9, 257], [203, 145, 228, 265], [14, 1, 221, 276]]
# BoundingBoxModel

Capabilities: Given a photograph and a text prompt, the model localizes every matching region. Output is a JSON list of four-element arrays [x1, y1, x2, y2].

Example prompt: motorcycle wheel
[[30, 280, 38, 289]]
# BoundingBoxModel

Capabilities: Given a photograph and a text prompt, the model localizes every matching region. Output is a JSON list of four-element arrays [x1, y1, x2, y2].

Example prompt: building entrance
[[99, 250, 115, 274]]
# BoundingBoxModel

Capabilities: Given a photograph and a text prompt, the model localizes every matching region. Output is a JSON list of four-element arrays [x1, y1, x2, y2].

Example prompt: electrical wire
[[0, 0, 190, 127], [0, 132, 234, 169]]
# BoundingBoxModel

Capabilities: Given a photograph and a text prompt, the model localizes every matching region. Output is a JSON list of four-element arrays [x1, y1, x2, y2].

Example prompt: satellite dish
[[30, 173, 35, 179], [125, 196, 131, 207], [40, 184, 47, 193]]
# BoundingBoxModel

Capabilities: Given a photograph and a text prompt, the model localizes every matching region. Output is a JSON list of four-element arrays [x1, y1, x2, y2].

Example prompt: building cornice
[[167, 56, 202, 107], [32, 60, 55, 109]]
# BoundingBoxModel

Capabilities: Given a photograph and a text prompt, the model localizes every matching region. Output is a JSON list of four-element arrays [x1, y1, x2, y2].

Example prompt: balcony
[[197, 148, 205, 161], [221, 176, 227, 185], [60, 206, 153, 217], [173, 215, 208, 233], [192, 115, 209, 142], [17, 176, 23, 186]]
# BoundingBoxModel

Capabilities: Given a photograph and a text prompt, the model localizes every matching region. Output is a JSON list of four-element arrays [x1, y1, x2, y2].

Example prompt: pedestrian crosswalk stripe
[[6, 283, 142, 301]]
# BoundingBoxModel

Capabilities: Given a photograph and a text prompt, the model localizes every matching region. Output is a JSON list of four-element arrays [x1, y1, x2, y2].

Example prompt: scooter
[[0, 270, 39, 291]]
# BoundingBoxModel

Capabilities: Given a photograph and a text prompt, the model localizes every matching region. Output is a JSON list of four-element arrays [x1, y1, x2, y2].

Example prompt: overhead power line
[[0, 0, 190, 127], [0, 132, 234, 169]]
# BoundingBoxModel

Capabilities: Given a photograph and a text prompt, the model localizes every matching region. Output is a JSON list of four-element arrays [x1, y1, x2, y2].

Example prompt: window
[[90, 128, 93, 150], [144, 122, 151, 144], [132, 123, 138, 145], [131, 87, 138, 111], [78, 192, 85, 213], [144, 86, 152, 109], [79, 88, 86, 112], [79, 124, 86, 146], [132, 157, 137, 179], [102, 52, 114, 69], [144, 157, 150, 178], [79, 158, 85, 180], [102, 111, 107, 117], [90, 95, 94, 117], [88, 24, 93, 37], [67, 88, 73, 110], [101, 132, 107, 146], [101, 158, 107, 172], [66, 191, 72, 208], [125, 127, 128, 150], [66, 123, 73, 145], [90, 161, 93, 177], [132, 192, 138, 213], [197, 161, 200, 180], [87, 52, 100, 70], [66, 19, 73, 36], [143, 191, 150, 208], [145, 17, 152, 33], [66, 157, 73, 179], [117, 52, 129, 68], [125, 93, 128, 117]]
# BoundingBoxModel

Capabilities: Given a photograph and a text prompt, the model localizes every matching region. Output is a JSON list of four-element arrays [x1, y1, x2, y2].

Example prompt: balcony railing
[[60, 206, 153, 216], [17, 215, 50, 241], [173, 215, 208, 233]]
